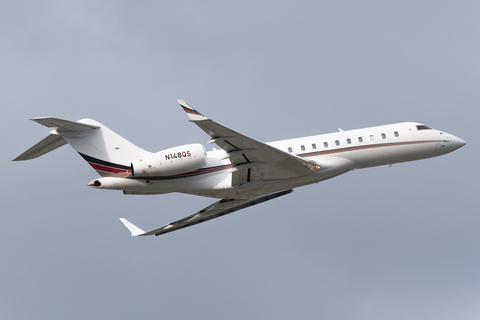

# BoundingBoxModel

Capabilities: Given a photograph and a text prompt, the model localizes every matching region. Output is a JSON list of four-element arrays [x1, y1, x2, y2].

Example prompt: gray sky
[[1, 1, 478, 319]]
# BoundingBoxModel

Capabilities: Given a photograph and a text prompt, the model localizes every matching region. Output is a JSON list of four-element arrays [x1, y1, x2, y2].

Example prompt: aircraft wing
[[120, 189, 293, 236], [178, 100, 319, 186]]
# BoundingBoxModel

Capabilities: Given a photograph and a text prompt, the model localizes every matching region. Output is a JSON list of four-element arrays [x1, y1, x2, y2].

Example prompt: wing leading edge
[[119, 189, 293, 236], [177, 100, 320, 186]]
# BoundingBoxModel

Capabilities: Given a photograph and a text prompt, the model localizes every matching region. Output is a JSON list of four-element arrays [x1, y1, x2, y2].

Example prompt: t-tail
[[13, 117, 152, 177]]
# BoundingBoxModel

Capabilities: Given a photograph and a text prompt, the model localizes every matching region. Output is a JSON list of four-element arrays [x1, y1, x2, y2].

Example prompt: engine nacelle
[[131, 143, 207, 177]]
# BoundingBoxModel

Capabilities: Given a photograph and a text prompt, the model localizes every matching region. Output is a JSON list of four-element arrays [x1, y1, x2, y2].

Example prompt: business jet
[[13, 100, 465, 237]]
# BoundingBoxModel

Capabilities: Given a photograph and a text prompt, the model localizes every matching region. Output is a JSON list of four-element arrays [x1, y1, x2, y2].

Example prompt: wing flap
[[119, 189, 293, 237]]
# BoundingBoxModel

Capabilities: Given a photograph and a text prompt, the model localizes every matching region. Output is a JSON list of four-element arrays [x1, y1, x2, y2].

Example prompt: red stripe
[[182, 107, 201, 115], [298, 140, 441, 158], [88, 162, 131, 174]]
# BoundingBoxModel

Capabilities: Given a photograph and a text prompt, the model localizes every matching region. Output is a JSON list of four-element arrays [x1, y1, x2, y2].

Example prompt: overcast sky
[[1, 1, 478, 319]]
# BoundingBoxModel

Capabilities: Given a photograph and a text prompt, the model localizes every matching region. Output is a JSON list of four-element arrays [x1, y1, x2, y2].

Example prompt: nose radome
[[450, 135, 466, 150]]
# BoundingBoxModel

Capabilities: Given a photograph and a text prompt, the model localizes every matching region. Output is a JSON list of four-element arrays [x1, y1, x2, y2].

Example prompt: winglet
[[119, 218, 146, 236], [177, 100, 208, 122]]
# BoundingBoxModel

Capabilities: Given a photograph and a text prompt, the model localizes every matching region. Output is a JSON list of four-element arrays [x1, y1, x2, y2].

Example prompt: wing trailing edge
[[119, 189, 293, 237]]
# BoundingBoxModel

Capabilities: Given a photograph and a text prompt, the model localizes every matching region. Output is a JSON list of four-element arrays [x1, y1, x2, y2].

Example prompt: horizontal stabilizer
[[31, 117, 100, 131], [13, 134, 67, 161], [13, 117, 99, 161]]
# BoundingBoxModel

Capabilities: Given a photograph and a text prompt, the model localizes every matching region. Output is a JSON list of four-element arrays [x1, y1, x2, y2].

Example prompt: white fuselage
[[92, 122, 465, 199]]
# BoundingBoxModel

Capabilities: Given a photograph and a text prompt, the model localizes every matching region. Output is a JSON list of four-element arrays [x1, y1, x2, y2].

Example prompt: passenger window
[[347, 138, 351, 144], [324, 142, 328, 148], [358, 137, 363, 142], [394, 131, 399, 137], [370, 135, 375, 141], [335, 140, 340, 146], [301, 145, 305, 151], [381, 133, 386, 139], [312, 143, 317, 149], [288, 147, 293, 153]]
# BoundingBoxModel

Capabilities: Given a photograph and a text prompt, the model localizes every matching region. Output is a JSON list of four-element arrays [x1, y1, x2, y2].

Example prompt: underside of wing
[[177, 100, 319, 186], [120, 189, 293, 236]]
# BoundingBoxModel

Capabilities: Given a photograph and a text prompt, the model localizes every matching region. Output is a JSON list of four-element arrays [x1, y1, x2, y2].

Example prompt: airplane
[[13, 100, 466, 237]]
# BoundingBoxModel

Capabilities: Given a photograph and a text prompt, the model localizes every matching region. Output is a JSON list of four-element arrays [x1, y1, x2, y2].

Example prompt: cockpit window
[[417, 125, 432, 130]]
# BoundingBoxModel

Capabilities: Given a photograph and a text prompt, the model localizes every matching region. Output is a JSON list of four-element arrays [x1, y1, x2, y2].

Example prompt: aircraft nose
[[452, 136, 466, 148], [447, 135, 466, 150]]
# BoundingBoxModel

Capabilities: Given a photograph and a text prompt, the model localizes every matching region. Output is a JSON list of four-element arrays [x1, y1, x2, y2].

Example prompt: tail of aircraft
[[13, 117, 152, 177]]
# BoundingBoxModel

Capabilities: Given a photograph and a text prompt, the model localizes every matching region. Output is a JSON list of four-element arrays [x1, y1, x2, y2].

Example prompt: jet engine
[[131, 143, 207, 177]]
